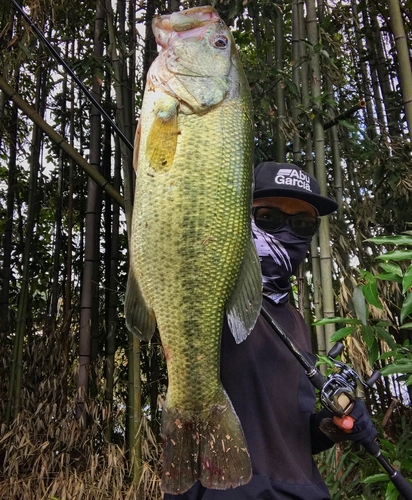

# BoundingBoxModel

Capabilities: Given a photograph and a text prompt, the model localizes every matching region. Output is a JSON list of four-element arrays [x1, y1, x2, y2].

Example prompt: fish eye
[[212, 35, 229, 49]]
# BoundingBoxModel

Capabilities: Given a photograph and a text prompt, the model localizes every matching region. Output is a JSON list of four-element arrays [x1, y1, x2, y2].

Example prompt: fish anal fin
[[125, 268, 156, 340], [226, 236, 262, 344], [146, 97, 179, 171]]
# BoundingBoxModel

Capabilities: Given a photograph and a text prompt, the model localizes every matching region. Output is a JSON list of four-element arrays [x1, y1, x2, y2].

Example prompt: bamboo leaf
[[378, 351, 396, 360], [361, 473, 389, 483], [375, 327, 397, 350], [362, 325, 375, 348], [339, 119, 357, 131], [400, 293, 412, 324], [378, 262, 403, 276], [376, 272, 403, 283], [313, 317, 361, 326], [366, 235, 412, 245], [369, 338, 380, 366], [362, 281, 383, 309], [330, 326, 357, 342], [376, 250, 412, 261], [402, 264, 412, 293], [399, 322, 412, 329], [353, 285, 367, 325], [380, 360, 412, 376]]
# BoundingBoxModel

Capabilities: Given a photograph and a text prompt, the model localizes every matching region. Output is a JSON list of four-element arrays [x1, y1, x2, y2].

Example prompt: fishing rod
[[260, 304, 412, 500], [9, 0, 134, 152]]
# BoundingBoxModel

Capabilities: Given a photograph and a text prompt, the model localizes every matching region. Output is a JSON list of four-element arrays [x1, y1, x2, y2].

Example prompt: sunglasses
[[252, 206, 320, 238]]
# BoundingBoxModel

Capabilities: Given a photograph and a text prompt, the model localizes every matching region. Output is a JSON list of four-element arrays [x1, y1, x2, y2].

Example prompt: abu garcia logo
[[274, 168, 311, 191]]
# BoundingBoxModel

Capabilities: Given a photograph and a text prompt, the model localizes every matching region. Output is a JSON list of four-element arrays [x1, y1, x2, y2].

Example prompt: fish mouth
[[153, 6, 221, 48]]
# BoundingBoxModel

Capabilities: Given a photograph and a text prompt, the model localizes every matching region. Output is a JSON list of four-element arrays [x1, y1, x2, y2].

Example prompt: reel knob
[[366, 370, 381, 387], [328, 342, 345, 359]]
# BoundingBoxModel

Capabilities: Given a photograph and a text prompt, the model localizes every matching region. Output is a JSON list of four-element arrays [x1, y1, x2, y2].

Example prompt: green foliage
[[317, 414, 412, 499]]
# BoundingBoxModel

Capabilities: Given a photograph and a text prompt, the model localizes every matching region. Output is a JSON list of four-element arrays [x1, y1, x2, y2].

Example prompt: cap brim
[[254, 188, 338, 216]]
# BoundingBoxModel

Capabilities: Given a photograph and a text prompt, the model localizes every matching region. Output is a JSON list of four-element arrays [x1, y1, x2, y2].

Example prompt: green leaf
[[405, 374, 412, 386], [377, 272, 403, 283], [369, 338, 380, 365], [366, 235, 412, 245], [330, 326, 357, 342], [353, 285, 367, 325], [378, 351, 396, 360], [376, 250, 412, 261], [313, 317, 361, 326], [385, 480, 399, 500], [361, 325, 375, 348], [363, 281, 383, 309], [380, 361, 412, 376], [361, 473, 389, 483], [339, 119, 357, 132], [316, 355, 336, 369], [359, 269, 376, 282], [402, 264, 412, 293], [400, 293, 412, 324], [375, 327, 397, 350], [378, 262, 403, 277], [400, 322, 412, 330]]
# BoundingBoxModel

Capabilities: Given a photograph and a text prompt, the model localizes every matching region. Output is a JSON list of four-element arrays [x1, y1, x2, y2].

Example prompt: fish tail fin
[[161, 391, 252, 494]]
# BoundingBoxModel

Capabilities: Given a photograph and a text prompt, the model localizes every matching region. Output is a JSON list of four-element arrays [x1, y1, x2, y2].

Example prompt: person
[[164, 162, 377, 500]]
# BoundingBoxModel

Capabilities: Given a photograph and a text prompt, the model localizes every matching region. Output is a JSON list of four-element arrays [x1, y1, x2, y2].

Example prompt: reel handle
[[328, 342, 345, 359], [366, 370, 381, 387]]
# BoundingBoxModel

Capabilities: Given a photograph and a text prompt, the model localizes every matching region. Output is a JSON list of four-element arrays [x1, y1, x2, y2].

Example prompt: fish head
[[149, 7, 238, 113]]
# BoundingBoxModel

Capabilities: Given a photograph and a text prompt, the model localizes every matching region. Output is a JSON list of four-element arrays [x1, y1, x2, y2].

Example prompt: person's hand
[[332, 399, 377, 445], [317, 400, 377, 445]]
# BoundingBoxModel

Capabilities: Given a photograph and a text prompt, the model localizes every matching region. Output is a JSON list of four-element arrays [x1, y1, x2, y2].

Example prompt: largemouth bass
[[125, 6, 262, 494]]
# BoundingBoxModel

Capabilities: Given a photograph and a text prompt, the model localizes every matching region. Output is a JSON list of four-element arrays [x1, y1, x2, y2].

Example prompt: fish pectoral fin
[[226, 235, 262, 344], [125, 268, 156, 340], [146, 97, 179, 171]]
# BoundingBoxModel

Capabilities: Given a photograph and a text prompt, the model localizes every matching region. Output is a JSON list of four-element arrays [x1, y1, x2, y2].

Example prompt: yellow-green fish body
[[126, 6, 261, 494]]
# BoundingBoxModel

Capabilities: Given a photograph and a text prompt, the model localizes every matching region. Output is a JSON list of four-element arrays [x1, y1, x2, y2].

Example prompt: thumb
[[333, 415, 355, 433]]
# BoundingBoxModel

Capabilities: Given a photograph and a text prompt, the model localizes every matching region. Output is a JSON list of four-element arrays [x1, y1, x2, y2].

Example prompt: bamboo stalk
[[291, 0, 302, 164], [49, 44, 68, 329], [13, 64, 45, 417], [305, 0, 335, 353], [387, 0, 412, 142], [106, 0, 133, 229], [323, 100, 366, 130], [104, 137, 121, 442], [369, 8, 401, 137], [274, 0, 286, 162], [0, 75, 125, 208], [351, 0, 377, 138], [297, 0, 325, 353], [62, 43, 75, 409], [77, 0, 105, 417]]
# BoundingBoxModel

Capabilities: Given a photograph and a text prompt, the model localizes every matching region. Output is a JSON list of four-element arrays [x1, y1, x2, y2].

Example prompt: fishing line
[[9, 0, 134, 152]]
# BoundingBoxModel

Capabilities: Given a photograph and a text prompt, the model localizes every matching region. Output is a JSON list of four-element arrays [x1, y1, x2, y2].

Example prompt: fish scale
[[126, 6, 262, 494]]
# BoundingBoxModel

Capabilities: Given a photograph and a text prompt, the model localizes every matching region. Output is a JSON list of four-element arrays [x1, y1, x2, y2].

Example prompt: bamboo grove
[[0, 0, 411, 499]]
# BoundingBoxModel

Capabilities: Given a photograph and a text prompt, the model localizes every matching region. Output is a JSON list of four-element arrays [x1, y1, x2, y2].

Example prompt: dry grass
[[0, 320, 164, 500]]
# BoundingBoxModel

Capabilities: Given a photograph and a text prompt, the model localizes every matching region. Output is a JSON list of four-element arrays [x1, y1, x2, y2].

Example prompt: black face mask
[[252, 220, 311, 304]]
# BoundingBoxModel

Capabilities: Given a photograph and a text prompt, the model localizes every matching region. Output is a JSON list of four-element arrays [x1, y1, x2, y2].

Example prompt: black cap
[[254, 162, 338, 216]]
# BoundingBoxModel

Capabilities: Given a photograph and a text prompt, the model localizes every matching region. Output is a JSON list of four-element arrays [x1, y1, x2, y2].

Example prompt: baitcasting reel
[[320, 342, 382, 418]]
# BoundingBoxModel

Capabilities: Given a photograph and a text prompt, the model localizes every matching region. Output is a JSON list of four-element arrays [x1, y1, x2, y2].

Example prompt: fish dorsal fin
[[226, 235, 262, 344], [133, 118, 141, 172], [146, 96, 179, 171], [125, 267, 156, 340]]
